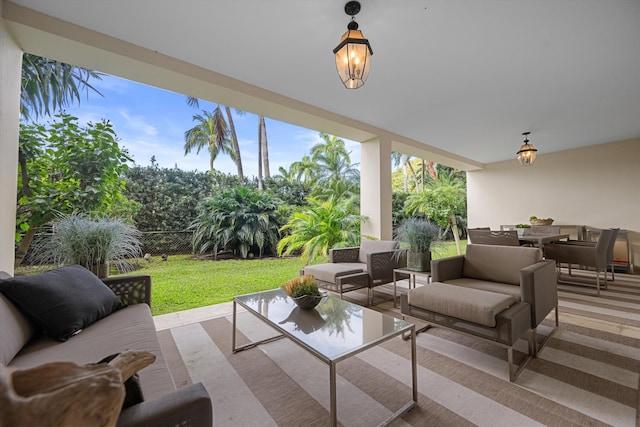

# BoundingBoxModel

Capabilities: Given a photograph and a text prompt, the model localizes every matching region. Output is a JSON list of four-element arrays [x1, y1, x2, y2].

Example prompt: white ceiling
[[4, 0, 640, 169]]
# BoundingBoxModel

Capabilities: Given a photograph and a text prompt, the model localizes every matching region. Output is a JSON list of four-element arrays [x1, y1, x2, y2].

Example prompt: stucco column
[[0, 15, 22, 274], [360, 136, 393, 240]]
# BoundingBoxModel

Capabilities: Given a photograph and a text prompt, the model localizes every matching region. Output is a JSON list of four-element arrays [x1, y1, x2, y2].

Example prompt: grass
[[131, 255, 308, 315], [16, 240, 468, 316]]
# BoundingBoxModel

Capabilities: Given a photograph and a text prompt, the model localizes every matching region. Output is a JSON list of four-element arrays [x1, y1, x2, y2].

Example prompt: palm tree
[[290, 155, 319, 189], [183, 107, 234, 171], [277, 196, 364, 264], [259, 116, 270, 178], [311, 133, 359, 186], [225, 106, 244, 178], [20, 53, 103, 120], [186, 97, 244, 178]]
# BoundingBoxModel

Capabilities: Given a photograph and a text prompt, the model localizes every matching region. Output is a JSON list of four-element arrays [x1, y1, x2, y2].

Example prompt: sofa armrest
[[117, 383, 211, 427], [520, 260, 558, 327], [329, 247, 359, 263], [102, 275, 152, 307], [431, 255, 465, 282]]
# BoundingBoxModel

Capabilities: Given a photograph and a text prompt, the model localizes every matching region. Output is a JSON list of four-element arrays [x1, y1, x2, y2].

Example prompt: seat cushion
[[303, 263, 365, 283], [358, 240, 398, 264], [407, 282, 516, 327], [442, 278, 522, 301], [462, 244, 542, 285], [9, 304, 175, 401], [0, 293, 36, 365]]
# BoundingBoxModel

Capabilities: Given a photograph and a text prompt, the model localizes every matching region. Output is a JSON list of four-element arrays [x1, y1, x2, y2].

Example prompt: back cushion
[[0, 271, 36, 365], [462, 244, 542, 285], [358, 240, 398, 264]]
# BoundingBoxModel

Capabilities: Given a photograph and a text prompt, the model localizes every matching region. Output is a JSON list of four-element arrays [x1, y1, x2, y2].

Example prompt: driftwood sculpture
[[0, 350, 155, 427]]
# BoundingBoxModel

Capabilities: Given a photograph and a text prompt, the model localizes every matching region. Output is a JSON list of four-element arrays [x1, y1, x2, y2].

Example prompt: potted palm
[[31, 213, 142, 278], [394, 217, 440, 272]]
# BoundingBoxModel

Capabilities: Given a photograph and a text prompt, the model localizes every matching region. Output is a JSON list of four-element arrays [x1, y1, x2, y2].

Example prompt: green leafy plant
[[277, 196, 365, 265], [190, 186, 282, 259], [394, 217, 441, 253], [515, 224, 531, 228], [30, 213, 142, 277]]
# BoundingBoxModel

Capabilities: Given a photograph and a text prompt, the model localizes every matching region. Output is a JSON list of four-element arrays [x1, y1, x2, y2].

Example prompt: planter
[[407, 251, 431, 272], [530, 219, 553, 226], [89, 263, 109, 279], [516, 228, 526, 237], [291, 294, 324, 310]]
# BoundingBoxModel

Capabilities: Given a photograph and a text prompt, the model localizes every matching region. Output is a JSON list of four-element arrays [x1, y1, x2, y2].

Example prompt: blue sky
[[62, 74, 360, 177]]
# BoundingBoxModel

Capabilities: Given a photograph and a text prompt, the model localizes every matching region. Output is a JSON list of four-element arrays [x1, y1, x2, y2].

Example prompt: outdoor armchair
[[302, 240, 406, 305]]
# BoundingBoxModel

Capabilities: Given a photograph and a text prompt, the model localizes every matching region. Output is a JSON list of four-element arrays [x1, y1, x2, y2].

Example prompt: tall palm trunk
[[426, 161, 438, 179], [259, 116, 270, 178], [257, 119, 263, 190], [450, 214, 462, 255], [225, 106, 243, 178]]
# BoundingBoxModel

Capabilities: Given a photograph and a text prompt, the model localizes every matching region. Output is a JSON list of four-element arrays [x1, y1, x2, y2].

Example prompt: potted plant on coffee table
[[281, 275, 325, 310], [394, 217, 441, 272]]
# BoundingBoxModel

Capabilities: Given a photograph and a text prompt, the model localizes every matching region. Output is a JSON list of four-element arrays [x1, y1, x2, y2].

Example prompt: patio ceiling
[[3, 0, 640, 170]]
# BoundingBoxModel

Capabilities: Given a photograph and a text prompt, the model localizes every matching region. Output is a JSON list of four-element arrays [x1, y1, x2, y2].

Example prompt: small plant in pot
[[394, 217, 440, 272], [31, 212, 142, 278], [281, 274, 325, 310], [515, 223, 531, 237]]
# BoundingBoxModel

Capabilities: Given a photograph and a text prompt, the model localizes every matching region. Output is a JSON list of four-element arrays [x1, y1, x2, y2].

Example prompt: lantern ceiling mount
[[333, 1, 373, 89], [516, 131, 538, 166]]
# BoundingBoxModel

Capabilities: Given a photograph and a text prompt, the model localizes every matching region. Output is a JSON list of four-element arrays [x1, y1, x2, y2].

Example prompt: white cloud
[[119, 109, 158, 137]]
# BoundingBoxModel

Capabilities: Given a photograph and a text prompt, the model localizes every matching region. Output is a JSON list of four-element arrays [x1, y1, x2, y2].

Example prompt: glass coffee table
[[233, 288, 417, 427]]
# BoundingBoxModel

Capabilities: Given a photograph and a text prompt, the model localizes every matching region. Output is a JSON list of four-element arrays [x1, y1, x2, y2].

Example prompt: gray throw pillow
[[0, 265, 122, 342]]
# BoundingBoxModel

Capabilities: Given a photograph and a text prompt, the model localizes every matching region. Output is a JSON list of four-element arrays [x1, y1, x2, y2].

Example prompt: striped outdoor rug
[[157, 272, 640, 426]]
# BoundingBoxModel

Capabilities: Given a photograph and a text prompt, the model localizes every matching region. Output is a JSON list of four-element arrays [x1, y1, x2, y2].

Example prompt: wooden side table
[[393, 268, 431, 308]]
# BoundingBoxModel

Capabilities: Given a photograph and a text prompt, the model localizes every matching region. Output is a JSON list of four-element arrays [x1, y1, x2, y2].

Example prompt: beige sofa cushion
[[9, 304, 175, 401], [462, 244, 542, 285], [0, 293, 36, 366], [442, 278, 522, 301], [358, 240, 397, 264], [303, 263, 364, 283], [408, 282, 516, 327]]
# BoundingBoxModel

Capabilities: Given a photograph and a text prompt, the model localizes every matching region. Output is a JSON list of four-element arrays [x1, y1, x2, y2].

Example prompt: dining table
[[519, 233, 569, 248]]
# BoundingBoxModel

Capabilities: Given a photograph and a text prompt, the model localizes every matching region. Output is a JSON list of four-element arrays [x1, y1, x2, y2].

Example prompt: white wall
[[0, 13, 22, 274], [468, 137, 640, 272]]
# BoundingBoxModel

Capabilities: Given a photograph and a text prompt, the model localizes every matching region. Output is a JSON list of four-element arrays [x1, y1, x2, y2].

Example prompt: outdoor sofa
[[0, 266, 212, 426], [401, 244, 558, 381]]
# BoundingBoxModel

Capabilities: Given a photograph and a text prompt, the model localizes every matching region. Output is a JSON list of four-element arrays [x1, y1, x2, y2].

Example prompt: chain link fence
[[139, 231, 194, 256], [20, 230, 195, 265]]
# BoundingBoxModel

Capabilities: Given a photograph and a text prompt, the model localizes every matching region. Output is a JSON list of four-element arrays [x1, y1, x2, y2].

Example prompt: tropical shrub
[[191, 186, 282, 258], [277, 196, 365, 264]]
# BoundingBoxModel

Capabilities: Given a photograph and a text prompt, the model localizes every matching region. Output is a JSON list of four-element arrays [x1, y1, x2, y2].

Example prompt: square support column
[[360, 136, 393, 240], [0, 16, 22, 274]]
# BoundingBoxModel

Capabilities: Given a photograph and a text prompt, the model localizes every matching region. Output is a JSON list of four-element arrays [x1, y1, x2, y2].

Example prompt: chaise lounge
[[401, 244, 558, 381]]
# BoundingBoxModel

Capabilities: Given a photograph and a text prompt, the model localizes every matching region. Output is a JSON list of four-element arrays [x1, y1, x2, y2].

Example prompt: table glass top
[[235, 288, 412, 361]]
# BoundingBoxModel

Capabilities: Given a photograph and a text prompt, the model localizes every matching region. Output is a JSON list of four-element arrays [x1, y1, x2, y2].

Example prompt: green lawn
[[133, 255, 308, 315]]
